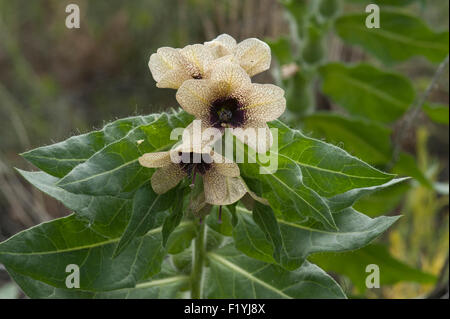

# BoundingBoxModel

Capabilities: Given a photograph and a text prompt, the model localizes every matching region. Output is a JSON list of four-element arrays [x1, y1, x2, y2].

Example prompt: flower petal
[[182, 120, 224, 150], [148, 47, 184, 83], [203, 168, 247, 205], [210, 63, 251, 95], [139, 152, 171, 168], [157, 69, 191, 89], [242, 83, 286, 122], [204, 34, 237, 57], [151, 163, 186, 194], [179, 44, 215, 77], [210, 152, 240, 177], [233, 121, 273, 153], [176, 79, 215, 118], [235, 38, 271, 77]]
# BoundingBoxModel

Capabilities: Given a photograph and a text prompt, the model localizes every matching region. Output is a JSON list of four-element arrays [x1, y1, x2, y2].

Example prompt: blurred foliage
[[0, 0, 448, 298], [267, 0, 449, 298]]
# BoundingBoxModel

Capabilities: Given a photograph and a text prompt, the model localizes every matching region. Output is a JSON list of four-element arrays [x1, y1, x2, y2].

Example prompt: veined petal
[[242, 83, 286, 122], [233, 121, 273, 153], [212, 160, 241, 177], [157, 69, 191, 89], [148, 47, 184, 83], [139, 152, 171, 168], [205, 34, 237, 57], [151, 163, 186, 194], [203, 168, 247, 205], [235, 38, 271, 77], [210, 63, 251, 95], [180, 44, 215, 77], [176, 79, 215, 118], [182, 120, 223, 150]]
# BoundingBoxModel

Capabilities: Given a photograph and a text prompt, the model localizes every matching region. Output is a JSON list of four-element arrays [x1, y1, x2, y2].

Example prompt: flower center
[[209, 97, 245, 129], [178, 152, 212, 176]]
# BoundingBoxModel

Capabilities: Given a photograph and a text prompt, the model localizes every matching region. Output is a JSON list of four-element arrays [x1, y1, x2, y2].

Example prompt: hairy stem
[[191, 221, 206, 299]]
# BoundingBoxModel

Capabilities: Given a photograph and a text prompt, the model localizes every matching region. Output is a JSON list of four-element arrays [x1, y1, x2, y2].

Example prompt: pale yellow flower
[[148, 44, 215, 89], [138, 145, 247, 206], [204, 34, 271, 77], [176, 63, 286, 153]]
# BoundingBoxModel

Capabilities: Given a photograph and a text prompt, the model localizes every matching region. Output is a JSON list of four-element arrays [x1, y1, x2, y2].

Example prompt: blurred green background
[[0, 0, 448, 299]]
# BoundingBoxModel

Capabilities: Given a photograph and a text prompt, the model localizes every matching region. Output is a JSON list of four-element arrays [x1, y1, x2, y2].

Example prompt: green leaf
[[166, 223, 196, 255], [266, 36, 293, 65], [206, 206, 234, 237], [233, 205, 400, 270], [6, 262, 188, 299], [21, 114, 159, 178], [326, 177, 410, 213], [17, 169, 132, 238], [310, 243, 437, 293], [353, 179, 411, 217], [303, 113, 393, 164], [162, 187, 185, 247], [204, 245, 346, 299], [240, 120, 394, 228], [56, 111, 193, 196], [423, 103, 449, 125], [252, 202, 283, 263], [335, 12, 449, 64], [0, 214, 166, 292], [393, 152, 433, 188], [232, 208, 275, 264], [319, 63, 415, 123], [113, 184, 174, 258]]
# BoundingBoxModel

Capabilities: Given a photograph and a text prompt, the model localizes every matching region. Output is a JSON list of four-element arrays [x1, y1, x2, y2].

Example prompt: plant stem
[[191, 221, 206, 299]]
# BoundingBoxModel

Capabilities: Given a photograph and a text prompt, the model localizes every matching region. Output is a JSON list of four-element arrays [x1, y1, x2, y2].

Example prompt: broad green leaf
[[319, 63, 415, 123], [6, 263, 188, 299], [240, 120, 394, 228], [204, 245, 346, 299], [232, 208, 275, 264], [353, 179, 411, 217], [206, 205, 234, 237], [335, 12, 449, 64], [303, 113, 393, 165], [162, 187, 185, 247], [21, 114, 159, 178], [423, 103, 449, 125], [326, 177, 410, 213], [166, 222, 196, 255], [310, 243, 437, 293], [252, 202, 283, 263], [232, 206, 400, 270], [0, 214, 166, 291], [113, 184, 174, 257], [56, 111, 193, 196], [17, 169, 132, 238]]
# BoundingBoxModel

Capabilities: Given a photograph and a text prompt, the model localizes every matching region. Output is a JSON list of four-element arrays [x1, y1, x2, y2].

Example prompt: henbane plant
[[0, 34, 404, 299]]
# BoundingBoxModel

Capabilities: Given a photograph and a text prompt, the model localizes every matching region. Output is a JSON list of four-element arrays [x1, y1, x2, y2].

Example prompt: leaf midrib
[[208, 252, 292, 299], [0, 221, 193, 256]]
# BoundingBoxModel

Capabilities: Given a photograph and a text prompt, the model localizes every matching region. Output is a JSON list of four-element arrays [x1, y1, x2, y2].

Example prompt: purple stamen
[[199, 217, 203, 225]]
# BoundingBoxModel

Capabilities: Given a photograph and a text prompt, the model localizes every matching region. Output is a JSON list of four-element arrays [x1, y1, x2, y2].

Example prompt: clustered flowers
[[140, 34, 286, 221]]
